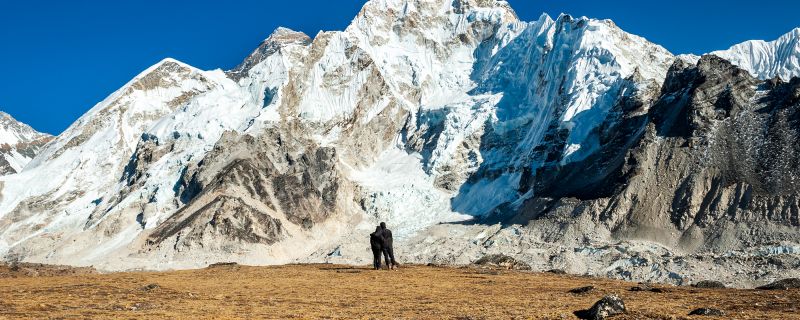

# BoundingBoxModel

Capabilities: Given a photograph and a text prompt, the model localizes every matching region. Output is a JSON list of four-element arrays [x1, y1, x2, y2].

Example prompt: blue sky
[[2, 0, 798, 134]]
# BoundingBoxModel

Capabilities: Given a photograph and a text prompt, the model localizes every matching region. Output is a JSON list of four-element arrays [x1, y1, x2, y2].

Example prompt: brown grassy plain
[[0, 263, 797, 319]]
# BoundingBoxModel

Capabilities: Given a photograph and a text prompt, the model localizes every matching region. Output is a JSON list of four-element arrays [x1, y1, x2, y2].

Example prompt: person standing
[[369, 226, 384, 270], [380, 222, 398, 270]]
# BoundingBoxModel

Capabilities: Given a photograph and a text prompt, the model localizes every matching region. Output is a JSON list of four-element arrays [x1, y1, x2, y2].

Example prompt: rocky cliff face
[[134, 127, 360, 265], [1, 0, 799, 286], [516, 55, 800, 251], [0, 112, 52, 175]]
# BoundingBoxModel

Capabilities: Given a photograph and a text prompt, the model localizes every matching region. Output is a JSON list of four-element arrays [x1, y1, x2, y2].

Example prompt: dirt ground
[[0, 263, 798, 319]]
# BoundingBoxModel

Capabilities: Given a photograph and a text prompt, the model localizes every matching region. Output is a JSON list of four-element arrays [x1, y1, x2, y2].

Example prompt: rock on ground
[[574, 294, 626, 320], [688, 308, 725, 316], [568, 286, 595, 294], [472, 254, 531, 270], [757, 278, 800, 290], [692, 281, 726, 289]]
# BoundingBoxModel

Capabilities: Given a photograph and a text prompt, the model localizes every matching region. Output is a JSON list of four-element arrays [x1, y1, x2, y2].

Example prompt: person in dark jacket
[[369, 226, 384, 270], [379, 222, 398, 270]]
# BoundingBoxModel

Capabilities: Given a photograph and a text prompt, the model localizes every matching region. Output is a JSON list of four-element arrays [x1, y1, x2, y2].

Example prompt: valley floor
[[0, 263, 797, 319]]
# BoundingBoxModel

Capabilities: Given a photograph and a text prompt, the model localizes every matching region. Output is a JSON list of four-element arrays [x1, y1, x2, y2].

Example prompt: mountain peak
[[155, 57, 188, 67], [227, 27, 311, 81], [535, 12, 554, 24], [555, 13, 574, 22], [265, 27, 311, 44], [102, 57, 204, 98], [786, 27, 800, 38], [353, 0, 518, 24], [139, 58, 195, 78], [0, 110, 52, 175], [0, 111, 47, 140], [711, 26, 800, 80], [769, 27, 800, 45]]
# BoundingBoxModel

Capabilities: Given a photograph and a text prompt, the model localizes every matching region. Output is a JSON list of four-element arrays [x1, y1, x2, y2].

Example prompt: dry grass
[[0, 263, 798, 319]]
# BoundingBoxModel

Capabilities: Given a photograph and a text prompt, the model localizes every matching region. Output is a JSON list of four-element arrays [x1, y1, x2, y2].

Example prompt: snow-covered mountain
[[1, 0, 799, 286], [712, 28, 800, 80], [0, 112, 52, 175]]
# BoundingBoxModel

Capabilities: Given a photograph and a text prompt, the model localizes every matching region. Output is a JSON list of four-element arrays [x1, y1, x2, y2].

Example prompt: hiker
[[380, 222, 398, 270], [370, 226, 384, 270]]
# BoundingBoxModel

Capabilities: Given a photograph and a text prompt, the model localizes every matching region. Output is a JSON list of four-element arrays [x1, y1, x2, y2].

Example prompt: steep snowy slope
[[0, 112, 52, 175], [0, 58, 247, 262], [712, 28, 800, 80], [346, 1, 674, 228]]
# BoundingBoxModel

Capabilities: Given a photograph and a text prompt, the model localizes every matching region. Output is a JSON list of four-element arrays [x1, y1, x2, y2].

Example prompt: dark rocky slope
[[517, 55, 800, 253]]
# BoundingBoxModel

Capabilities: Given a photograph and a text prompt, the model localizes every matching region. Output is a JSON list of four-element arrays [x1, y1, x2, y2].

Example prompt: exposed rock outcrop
[[0, 112, 52, 175], [145, 128, 349, 252], [516, 55, 800, 254]]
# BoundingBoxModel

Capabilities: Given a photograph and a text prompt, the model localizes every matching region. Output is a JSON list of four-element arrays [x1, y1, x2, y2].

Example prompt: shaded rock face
[[145, 127, 345, 251], [120, 134, 173, 189], [517, 55, 800, 253], [529, 76, 659, 201]]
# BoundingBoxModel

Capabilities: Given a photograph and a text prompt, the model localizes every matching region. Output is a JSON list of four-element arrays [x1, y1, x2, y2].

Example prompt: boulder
[[568, 286, 595, 294], [756, 278, 800, 290], [688, 308, 725, 316], [140, 283, 160, 291], [630, 283, 652, 292], [472, 254, 531, 270], [630, 283, 666, 293], [207, 262, 240, 269], [574, 294, 627, 320], [692, 281, 726, 289]]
